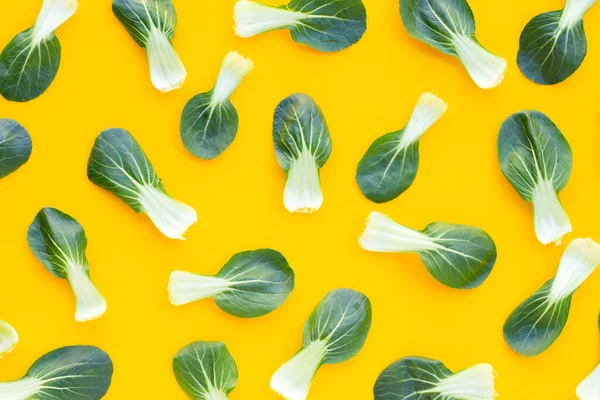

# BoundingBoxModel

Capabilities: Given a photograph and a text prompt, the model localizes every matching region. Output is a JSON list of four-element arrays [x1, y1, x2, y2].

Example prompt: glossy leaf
[[0, 119, 32, 178]]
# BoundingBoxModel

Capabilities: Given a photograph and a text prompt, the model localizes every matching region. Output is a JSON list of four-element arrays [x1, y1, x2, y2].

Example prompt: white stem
[[0, 320, 18, 358], [270, 340, 327, 400], [0, 378, 42, 400], [422, 364, 496, 400], [549, 238, 600, 304], [66, 262, 106, 322], [146, 26, 186, 93], [399, 93, 448, 148], [211, 51, 253, 107], [168, 271, 234, 306], [234, 0, 307, 37], [284, 149, 323, 214], [137, 185, 198, 240], [560, 0, 596, 30], [577, 363, 600, 400], [451, 34, 507, 89], [206, 386, 229, 400], [32, 0, 78, 46], [359, 212, 440, 253], [532, 179, 572, 245]]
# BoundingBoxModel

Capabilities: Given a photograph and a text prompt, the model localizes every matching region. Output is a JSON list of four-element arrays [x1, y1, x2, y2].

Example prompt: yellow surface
[[1, 0, 599, 399]]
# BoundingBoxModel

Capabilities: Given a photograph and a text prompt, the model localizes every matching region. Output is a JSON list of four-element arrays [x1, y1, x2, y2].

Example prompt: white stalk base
[[67, 263, 106, 322], [283, 150, 323, 214], [234, 0, 306, 38], [168, 271, 232, 306], [452, 34, 507, 89], [532, 179, 571, 245], [359, 212, 439, 253], [146, 26, 187, 92]]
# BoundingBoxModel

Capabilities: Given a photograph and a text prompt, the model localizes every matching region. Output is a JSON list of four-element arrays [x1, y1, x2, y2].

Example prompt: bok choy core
[[233, 0, 367, 52], [270, 289, 371, 400], [27, 207, 107, 322], [518, 0, 596, 85], [504, 238, 600, 356], [273, 94, 332, 214], [0, 119, 32, 179], [0, 0, 78, 102], [0, 320, 18, 358], [169, 249, 295, 318], [87, 128, 198, 240], [359, 212, 496, 289], [498, 110, 573, 245], [356, 92, 447, 203], [374, 357, 496, 400], [400, 0, 507, 89], [113, 0, 186, 92], [180, 51, 253, 159], [173, 341, 238, 400], [0, 346, 113, 400]]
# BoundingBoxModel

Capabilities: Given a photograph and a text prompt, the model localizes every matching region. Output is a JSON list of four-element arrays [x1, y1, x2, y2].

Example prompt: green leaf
[[0, 119, 32, 179], [27, 207, 106, 322], [356, 93, 446, 203], [498, 110, 572, 245], [173, 341, 238, 400], [273, 93, 332, 213], [0, 346, 113, 399], [234, 0, 367, 52], [360, 212, 496, 289], [169, 249, 295, 318], [180, 52, 252, 160], [87, 128, 197, 240], [399, 0, 506, 89]]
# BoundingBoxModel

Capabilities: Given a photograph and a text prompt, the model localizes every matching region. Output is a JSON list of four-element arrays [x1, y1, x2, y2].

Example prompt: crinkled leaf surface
[[498, 110, 572, 201], [0, 119, 32, 178], [27, 207, 89, 280], [173, 341, 238, 400], [112, 0, 177, 47], [518, 11, 587, 85], [215, 249, 295, 318], [273, 93, 331, 172], [302, 289, 371, 364], [180, 91, 238, 160]]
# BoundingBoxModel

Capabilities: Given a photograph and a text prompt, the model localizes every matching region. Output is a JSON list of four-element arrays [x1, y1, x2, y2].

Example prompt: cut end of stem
[[234, 0, 306, 38], [452, 35, 507, 89], [211, 51, 253, 106], [532, 179, 572, 245], [147, 26, 187, 92], [428, 363, 496, 400], [400, 92, 448, 148], [138, 185, 198, 240], [359, 212, 437, 253], [0, 320, 18, 358], [168, 271, 232, 306], [550, 238, 600, 303], [33, 0, 78, 45], [284, 150, 323, 214]]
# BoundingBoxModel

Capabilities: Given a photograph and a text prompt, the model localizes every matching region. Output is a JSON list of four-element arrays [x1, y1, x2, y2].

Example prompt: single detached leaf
[[498, 110, 572, 245], [234, 0, 367, 52], [112, 0, 186, 92], [173, 341, 238, 400], [504, 238, 600, 356], [400, 0, 506, 89], [180, 52, 253, 159], [0, 346, 113, 399], [0, 119, 32, 178], [87, 128, 197, 240], [169, 249, 295, 318], [0, 320, 18, 358], [374, 357, 496, 400], [360, 212, 497, 289], [356, 93, 447, 203], [27, 207, 106, 322], [0, 0, 77, 102], [273, 93, 332, 213], [518, 0, 595, 85]]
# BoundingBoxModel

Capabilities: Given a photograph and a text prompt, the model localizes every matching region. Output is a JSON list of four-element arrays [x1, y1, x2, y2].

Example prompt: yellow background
[[1, 0, 599, 398]]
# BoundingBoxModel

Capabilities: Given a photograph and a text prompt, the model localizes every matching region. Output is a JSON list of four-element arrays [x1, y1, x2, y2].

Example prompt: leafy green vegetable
[[0, 0, 77, 102], [180, 51, 253, 160], [374, 357, 496, 400], [518, 0, 595, 85], [234, 0, 367, 52], [173, 341, 238, 400], [498, 110, 572, 245], [270, 288, 371, 400], [578, 364, 600, 399], [356, 93, 447, 203], [504, 238, 600, 356], [0, 345, 113, 399], [169, 249, 294, 318], [27, 207, 106, 322], [0, 119, 32, 178], [400, 0, 507, 89], [113, 0, 186, 92], [87, 128, 197, 240], [273, 93, 332, 214], [359, 212, 496, 289], [0, 320, 17, 358]]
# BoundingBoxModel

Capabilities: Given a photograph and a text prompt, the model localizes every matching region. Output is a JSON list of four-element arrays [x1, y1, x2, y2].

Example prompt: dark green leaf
[[112, 0, 177, 47], [0, 119, 32, 178]]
